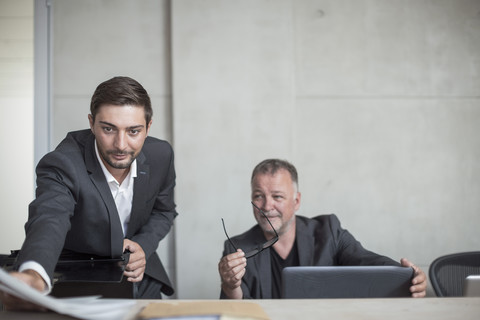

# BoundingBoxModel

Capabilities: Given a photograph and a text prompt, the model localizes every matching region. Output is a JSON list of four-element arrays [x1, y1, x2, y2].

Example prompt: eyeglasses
[[221, 201, 279, 259]]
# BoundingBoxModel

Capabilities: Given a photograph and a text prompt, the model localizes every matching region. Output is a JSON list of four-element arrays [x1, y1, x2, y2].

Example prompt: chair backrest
[[429, 251, 480, 297]]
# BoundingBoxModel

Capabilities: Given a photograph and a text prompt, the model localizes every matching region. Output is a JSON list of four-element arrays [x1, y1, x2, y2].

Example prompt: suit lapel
[[248, 228, 273, 299], [85, 135, 124, 257], [295, 216, 315, 266], [128, 151, 149, 238], [255, 249, 272, 298]]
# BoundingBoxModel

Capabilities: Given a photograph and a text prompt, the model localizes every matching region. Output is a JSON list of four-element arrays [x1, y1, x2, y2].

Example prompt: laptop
[[463, 275, 480, 297], [282, 266, 413, 299]]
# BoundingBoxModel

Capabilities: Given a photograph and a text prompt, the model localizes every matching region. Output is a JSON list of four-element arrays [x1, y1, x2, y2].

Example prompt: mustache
[[260, 214, 278, 219], [106, 150, 134, 156]]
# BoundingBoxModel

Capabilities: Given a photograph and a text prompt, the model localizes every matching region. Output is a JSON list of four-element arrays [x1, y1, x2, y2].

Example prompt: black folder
[[52, 250, 128, 283]]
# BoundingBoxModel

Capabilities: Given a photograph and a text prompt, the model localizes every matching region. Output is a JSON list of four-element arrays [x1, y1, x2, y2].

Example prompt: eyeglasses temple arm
[[221, 218, 238, 251]]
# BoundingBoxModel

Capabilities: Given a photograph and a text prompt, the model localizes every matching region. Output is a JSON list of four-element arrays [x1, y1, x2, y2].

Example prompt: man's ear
[[88, 114, 95, 133], [146, 120, 153, 135], [294, 192, 302, 212]]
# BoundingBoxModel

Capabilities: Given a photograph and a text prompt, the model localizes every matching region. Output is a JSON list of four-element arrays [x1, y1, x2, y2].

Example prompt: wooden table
[[1, 298, 479, 320]]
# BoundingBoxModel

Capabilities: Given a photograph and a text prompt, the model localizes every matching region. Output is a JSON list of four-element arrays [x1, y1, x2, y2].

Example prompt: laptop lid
[[282, 266, 413, 299], [463, 275, 480, 297]]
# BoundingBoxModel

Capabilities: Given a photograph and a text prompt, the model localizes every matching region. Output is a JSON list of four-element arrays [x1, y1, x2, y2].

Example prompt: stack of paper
[[0, 268, 135, 320]]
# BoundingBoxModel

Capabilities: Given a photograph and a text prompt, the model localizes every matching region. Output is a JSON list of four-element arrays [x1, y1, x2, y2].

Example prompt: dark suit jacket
[[221, 214, 399, 299], [15, 129, 178, 295]]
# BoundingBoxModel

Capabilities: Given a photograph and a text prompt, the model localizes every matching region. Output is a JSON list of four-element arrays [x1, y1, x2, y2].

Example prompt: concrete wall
[[0, 0, 34, 253], [51, 0, 173, 146], [1, 0, 479, 300]]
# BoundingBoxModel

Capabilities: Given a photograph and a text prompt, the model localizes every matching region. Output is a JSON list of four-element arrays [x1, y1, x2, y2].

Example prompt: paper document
[[0, 267, 135, 320]]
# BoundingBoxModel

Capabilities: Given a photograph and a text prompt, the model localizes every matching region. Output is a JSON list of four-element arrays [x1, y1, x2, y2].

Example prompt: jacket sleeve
[[327, 214, 399, 266], [15, 151, 78, 282]]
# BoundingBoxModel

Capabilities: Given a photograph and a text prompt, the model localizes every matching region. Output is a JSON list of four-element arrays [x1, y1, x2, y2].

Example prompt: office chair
[[429, 251, 480, 297]]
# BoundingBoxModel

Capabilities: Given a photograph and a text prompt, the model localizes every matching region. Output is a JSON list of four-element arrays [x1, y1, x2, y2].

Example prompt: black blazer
[[15, 129, 178, 295], [221, 214, 398, 299]]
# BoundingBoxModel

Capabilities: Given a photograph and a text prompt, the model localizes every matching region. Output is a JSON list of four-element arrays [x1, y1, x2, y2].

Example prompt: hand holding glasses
[[221, 202, 279, 259]]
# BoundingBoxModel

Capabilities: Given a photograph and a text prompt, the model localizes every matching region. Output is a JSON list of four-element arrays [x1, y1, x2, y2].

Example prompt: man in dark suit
[[218, 159, 427, 299], [1, 76, 178, 309]]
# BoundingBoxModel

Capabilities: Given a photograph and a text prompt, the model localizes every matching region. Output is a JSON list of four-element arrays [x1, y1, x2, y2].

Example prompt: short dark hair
[[90, 76, 152, 124], [251, 159, 298, 190]]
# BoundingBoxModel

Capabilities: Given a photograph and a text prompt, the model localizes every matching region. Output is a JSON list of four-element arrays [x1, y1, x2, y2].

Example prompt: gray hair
[[251, 159, 298, 190]]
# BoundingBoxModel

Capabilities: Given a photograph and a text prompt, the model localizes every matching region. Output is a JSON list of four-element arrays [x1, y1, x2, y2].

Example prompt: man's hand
[[123, 239, 146, 282], [218, 249, 247, 299], [0, 270, 48, 311], [401, 258, 427, 298]]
